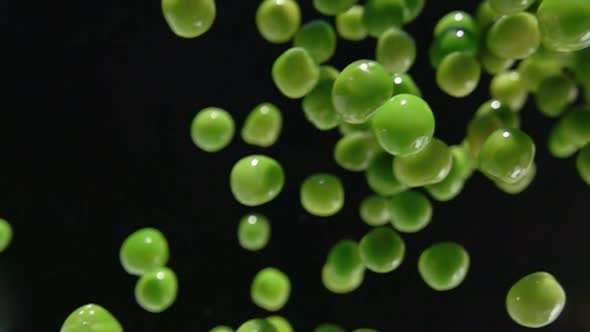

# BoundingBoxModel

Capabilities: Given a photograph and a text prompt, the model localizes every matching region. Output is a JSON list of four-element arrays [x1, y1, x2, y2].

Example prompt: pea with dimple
[[230, 155, 285, 206], [335, 6, 368, 41], [300, 174, 344, 216], [272, 47, 319, 99], [389, 190, 432, 233], [256, 0, 301, 44], [242, 103, 282, 147], [190, 107, 235, 152], [359, 227, 405, 273], [135, 267, 178, 312], [251, 267, 291, 312], [162, 0, 216, 38], [60, 304, 123, 332]]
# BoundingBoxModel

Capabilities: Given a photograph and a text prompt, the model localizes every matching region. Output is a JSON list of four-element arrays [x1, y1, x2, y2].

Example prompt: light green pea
[[392, 73, 422, 97], [496, 163, 536, 194], [120, 227, 169, 276], [302, 76, 341, 131], [326, 240, 364, 277], [161, 0, 215, 38], [359, 227, 405, 273], [517, 55, 563, 93], [135, 267, 178, 313], [314, 324, 346, 332], [238, 213, 271, 251], [359, 195, 390, 227], [0, 219, 12, 252], [436, 52, 481, 98], [577, 144, 590, 186], [230, 155, 285, 206], [365, 152, 407, 196], [480, 47, 514, 75], [336, 5, 368, 41], [547, 123, 578, 159], [389, 190, 432, 233], [402, 0, 425, 23], [559, 106, 590, 148], [242, 103, 282, 147], [418, 242, 470, 291], [60, 304, 123, 332], [425, 146, 470, 201], [490, 71, 528, 111], [393, 138, 453, 187], [266, 316, 293, 332], [535, 75, 578, 118], [506, 272, 566, 328], [190, 107, 235, 152], [251, 267, 291, 312], [334, 132, 380, 172], [362, 0, 404, 38], [300, 174, 345, 217], [488, 0, 535, 14], [210, 326, 234, 332], [272, 47, 319, 99], [237, 319, 277, 332], [294, 20, 337, 64], [486, 12, 540, 60], [322, 263, 365, 294], [537, 0, 590, 52], [376, 28, 416, 74], [313, 0, 357, 16], [256, 0, 301, 44], [434, 11, 478, 37]]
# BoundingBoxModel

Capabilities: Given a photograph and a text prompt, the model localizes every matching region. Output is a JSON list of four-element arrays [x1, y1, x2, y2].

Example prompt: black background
[[3, 0, 590, 331]]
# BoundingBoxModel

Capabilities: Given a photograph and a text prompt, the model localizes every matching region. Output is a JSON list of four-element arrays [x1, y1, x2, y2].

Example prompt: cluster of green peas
[[60, 0, 590, 330]]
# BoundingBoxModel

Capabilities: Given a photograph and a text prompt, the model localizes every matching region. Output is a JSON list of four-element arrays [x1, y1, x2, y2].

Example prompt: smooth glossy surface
[[506, 272, 566, 328], [365, 152, 407, 196], [162, 0, 215, 38], [490, 71, 528, 111], [475, 99, 520, 129], [294, 20, 337, 64], [372, 94, 435, 156], [300, 174, 344, 216], [392, 73, 422, 97], [266, 316, 293, 332], [302, 76, 341, 130], [334, 132, 379, 171], [272, 47, 319, 99], [242, 103, 282, 147], [238, 213, 271, 251], [418, 242, 470, 291], [488, 0, 534, 14], [333, 60, 393, 124], [578, 144, 590, 186], [0, 219, 12, 252], [326, 240, 364, 277], [237, 319, 277, 332], [256, 0, 301, 43], [434, 11, 478, 37], [359, 227, 405, 273], [486, 12, 540, 59], [251, 268, 291, 311], [230, 155, 285, 206], [322, 263, 364, 293], [425, 146, 471, 201], [436, 52, 481, 98], [362, 0, 404, 38], [335, 6, 368, 41], [478, 129, 536, 184], [429, 28, 479, 68], [496, 163, 536, 194], [191, 107, 235, 152], [135, 267, 178, 312], [389, 190, 432, 233], [120, 228, 169, 276], [314, 0, 357, 16], [465, 110, 505, 158], [60, 304, 123, 332], [537, 0, 590, 52], [376, 28, 416, 74], [394, 138, 453, 187], [535, 75, 578, 118], [360, 195, 390, 227]]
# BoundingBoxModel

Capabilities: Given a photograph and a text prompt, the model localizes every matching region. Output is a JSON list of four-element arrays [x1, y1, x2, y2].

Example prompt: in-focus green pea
[[434, 11, 478, 37], [210, 326, 234, 332], [190, 107, 235, 152], [359, 227, 405, 273], [547, 124, 578, 159], [506, 272, 566, 328], [238, 213, 271, 251], [362, 0, 404, 38], [490, 71, 528, 111], [339, 121, 372, 135], [300, 174, 344, 217], [60, 304, 123, 332], [577, 144, 590, 186], [429, 28, 479, 68], [256, 0, 301, 44], [294, 20, 337, 64], [496, 163, 536, 194], [475, 100, 520, 129], [251, 268, 291, 312], [242, 103, 282, 147], [389, 190, 432, 233], [465, 107, 511, 158], [303, 76, 341, 131], [0, 219, 12, 252], [322, 263, 364, 293], [365, 152, 407, 196], [394, 138, 453, 187], [266, 316, 293, 332], [560, 106, 590, 148], [120, 228, 169, 276], [425, 146, 470, 201], [418, 242, 470, 291], [326, 240, 364, 277], [535, 75, 578, 118], [360, 195, 390, 227], [517, 55, 563, 93], [537, 0, 590, 52], [488, 0, 534, 14], [476, 1, 502, 29], [486, 12, 540, 60], [135, 267, 178, 313], [480, 46, 514, 75], [335, 5, 368, 41], [272, 47, 319, 99], [376, 28, 416, 74], [392, 73, 422, 97], [314, 0, 357, 16], [436, 52, 481, 98], [230, 155, 285, 206], [162, 0, 215, 38], [314, 324, 346, 332], [478, 128, 535, 184], [237, 319, 277, 332], [334, 132, 380, 171], [372, 94, 435, 156], [333, 60, 393, 124], [402, 0, 425, 23]]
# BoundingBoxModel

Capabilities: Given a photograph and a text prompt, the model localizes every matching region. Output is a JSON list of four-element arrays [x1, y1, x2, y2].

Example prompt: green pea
[[547, 124, 578, 159], [478, 128, 535, 184], [360, 195, 390, 227], [120, 227, 169, 276], [242, 103, 282, 147], [418, 242, 470, 291], [436, 52, 481, 98], [389, 190, 432, 233], [393, 138, 453, 187], [465, 111, 505, 158], [135, 267, 178, 313], [429, 28, 479, 68], [392, 73, 422, 97], [335, 5, 368, 41], [577, 144, 590, 186], [517, 55, 563, 93], [333, 60, 393, 124], [237, 319, 277, 332], [303, 69, 341, 131], [480, 46, 514, 75], [425, 146, 470, 201], [0, 219, 12, 252], [238, 213, 271, 251], [559, 106, 590, 148], [60, 304, 123, 332], [496, 163, 536, 194], [490, 71, 528, 111], [251, 267, 291, 311], [573, 49, 590, 86], [294, 20, 337, 64], [362, 0, 404, 38], [313, 0, 357, 16], [300, 174, 345, 217], [161, 0, 215, 39], [334, 132, 380, 171], [506, 272, 566, 328], [190, 107, 235, 152], [376, 28, 416, 74], [210, 326, 234, 332], [402, 0, 425, 24], [314, 324, 346, 332], [365, 152, 407, 196], [475, 100, 520, 128], [453, 144, 477, 180], [326, 240, 364, 277], [266, 316, 293, 332], [537, 0, 590, 52], [434, 11, 478, 37], [486, 12, 540, 60], [256, 0, 301, 44], [272, 47, 319, 99], [339, 121, 372, 135], [488, 0, 534, 14], [230, 155, 285, 206], [319, 65, 340, 80], [476, 1, 502, 29], [322, 263, 364, 293], [535, 75, 578, 118], [359, 227, 405, 273], [372, 94, 435, 156]]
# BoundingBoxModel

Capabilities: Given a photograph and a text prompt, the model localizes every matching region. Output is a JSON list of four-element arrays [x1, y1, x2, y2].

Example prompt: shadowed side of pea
[[0, 219, 12, 252], [334, 132, 380, 171], [314, 323, 346, 332], [436, 52, 481, 98], [390, 190, 432, 233], [577, 144, 590, 186], [230, 155, 285, 206], [162, 0, 216, 38], [303, 73, 342, 131], [60, 304, 123, 332], [362, 0, 404, 38], [359, 227, 405, 273], [393, 138, 453, 187], [237, 319, 278, 332], [365, 152, 407, 196], [535, 75, 578, 118], [294, 20, 337, 64], [314, 0, 358, 16], [336, 6, 368, 41], [478, 128, 535, 184], [238, 213, 271, 251], [266, 316, 293, 332], [360, 195, 390, 227]]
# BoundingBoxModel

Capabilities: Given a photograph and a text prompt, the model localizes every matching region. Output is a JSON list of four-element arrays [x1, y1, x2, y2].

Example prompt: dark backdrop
[[4, 0, 590, 331]]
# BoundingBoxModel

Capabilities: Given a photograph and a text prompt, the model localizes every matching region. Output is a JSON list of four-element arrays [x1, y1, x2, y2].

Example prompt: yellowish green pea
[[535, 75, 578, 118], [436, 52, 481, 98], [476, 1, 502, 29], [402, 0, 425, 24], [434, 11, 479, 37], [326, 240, 364, 277], [547, 123, 578, 159], [480, 46, 514, 75], [464, 110, 505, 158], [393, 138, 453, 187], [266, 316, 293, 332], [376, 28, 416, 74], [272, 47, 320, 99], [161, 0, 216, 39], [392, 73, 422, 97], [0, 219, 12, 252], [302, 76, 342, 131], [61, 304, 123, 332], [362, 0, 404, 38], [251, 267, 291, 312], [135, 267, 178, 313], [359, 195, 390, 227], [237, 319, 277, 332], [210, 326, 234, 332], [359, 227, 405, 273], [365, 152, 407, 196], [537, 0, 590, 52], [486, 12, 540, 60], [490, 71, 528, 111], [321, 263, 364, 293], [335, 5, 368, 41], [425, 146, 470, 202], [119, 227, 169, 276], [256, 0, 301, 44], [334, 132, 380, 171], [294, 20, 337, 64], [418, 242, 470, 291], [230, 155, 285, 206], [488, 0, 535, 15], [577, 144, 590, 186], [389, 190, 432, 233], [496, 163, 536, 194], [300, 174, 345, 217], [242, 103, 282, 147], [190, 107, 235, 152], [238, 213, 271, 251], [517, 56, 563, 93], [559, 106, 590, 148]]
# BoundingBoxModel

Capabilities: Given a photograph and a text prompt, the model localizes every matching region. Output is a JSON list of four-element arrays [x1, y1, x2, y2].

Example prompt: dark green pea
[[326, 240, 364, 277], [429, 28, 479, 68], [537, 0, 590, 52], [535, 75, 578, 118], [389, 190, 432, 233], [488, 0, 535, 14], [436, 52, 481, 98], [230, 155, 285, 206], [490, 71, 528, 111], [302, 74, 341, 131], [359, 227, 405, 273], [300, 174, 344, 217], [393, 138, 453, 187], [322, 263, 364, 293], [365, 152, 407, 196], [135, 267, 178, 312], [434, 11, 478, 37], [418, 242, 470, 291], [559, 106, 590, 148], [190, 107, 235, 152], [547, 124, 578, 159], [335, 5, 368, 41], [392, 73, 422, 97], [486, 12, 540, 59], [496, 163, 536, 194], [573, 49, 590, 86], [120, 227, 169, 276], [0, 219, 12, 252], [242, 103, 282, 147], [60, 304, 123, 332], [425, 146, 470, 201], [272, 47, 319, 99], [376, 28, 416, 74], [517, 55, 563, 93], [362, 0, 404, 38], [251, 267, 291, 312], [294, 20, 337, 64], [577, 144, 590, 186], [314, 324, 346, 332], [266, 316, 293, 332], [402, 0, 425, 24], [475, 100, 520, 129], [238, 213, 271, 251], [256, 0, 301, 44], [314, 0, 358, 16], [360, 195, 390, 227], [480, 46, 514, 75], [334, 132, 380, 171], [161, 0, 215, 38], [237, 319, 277, 332]]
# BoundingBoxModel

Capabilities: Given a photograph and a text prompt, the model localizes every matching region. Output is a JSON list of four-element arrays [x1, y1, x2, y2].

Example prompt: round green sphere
[[0, 219, 12, 252], [322, 263, 365, 294], [429, 28, 479, 68], [389, 190, 432, 233], [334, 132, 379, 172], [425, 146, 470, 201], [300, 174, 344, 217], [486, 12, 540, 59], [335, 6, 368, 41], [120, 227, 169, 276], [242, 103, 282, 147], [272, 47, 319, 99], [230, 155, 285, 206], [365, 152, 407, 196], [376, 28, 416, 74], [162, 0, 216, 39], [560, 106, 590, 148], [359, 227, 405, 273], [326, 240, 364, 277], [60, 304, 123, 332], [238, 213, 271, 251], [436, 52, 481, 98], [360, 195, 390, 227], [256, 0, 301, 44], [294, 20, 337, 64], [362, 0, 404, 38], [490, 71, 528, 111], [135, 267, 178, 312], [190, 107, 235, 152], [393, 138, 453, 187], [251, 267, 291, 312], [418, 242, 470, 291], [577, 144, 590, 186], [537, 0, 590, 52], [535, 75, 578, 118]]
